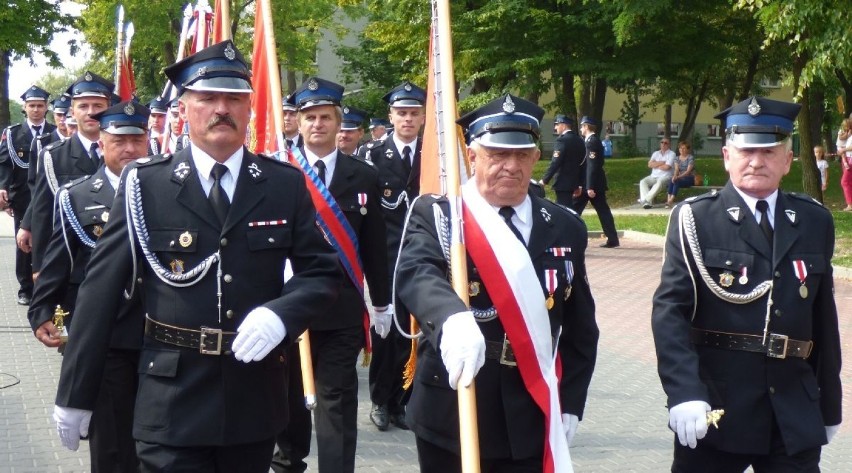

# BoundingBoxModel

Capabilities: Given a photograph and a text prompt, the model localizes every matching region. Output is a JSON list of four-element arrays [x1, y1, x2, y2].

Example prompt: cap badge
[[502, 95, 516, 114], [84, 72, 93, 81], [343, 106, 350, 114], [123, 102, 135, 115], [224, 43, 236, 60], [31, 86, 36, 91], [747, 97, 761, 116], [198, 66, 208, 77], [404, 83, 412, 92], [308, 78, 319, 91]]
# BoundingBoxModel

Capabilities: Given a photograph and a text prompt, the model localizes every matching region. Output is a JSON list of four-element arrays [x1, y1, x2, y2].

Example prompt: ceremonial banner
[[212, 0, 231, 43], [117, 23, 137, 100], [246, 0, 279, 154]]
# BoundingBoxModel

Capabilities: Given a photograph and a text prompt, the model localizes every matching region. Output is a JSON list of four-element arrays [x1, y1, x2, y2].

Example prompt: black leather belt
[[484, 336, 516, 366], [691, 328, 813, 360], [145, 315, 236, 355]]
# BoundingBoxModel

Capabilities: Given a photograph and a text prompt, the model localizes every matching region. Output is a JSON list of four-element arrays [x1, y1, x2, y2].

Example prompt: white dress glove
[[439, 311, 485, 390], [53, 405, 92, 451], [826, 424, 840, 443], [370, 304, 393, 339], [232, 307, 287, 362], [668, 400, 711, 449], [562, 413, 580, 447]]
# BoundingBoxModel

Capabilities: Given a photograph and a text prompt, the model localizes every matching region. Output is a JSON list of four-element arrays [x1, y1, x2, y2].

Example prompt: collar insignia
[[785, 209, 797, 224], [248, 162, 262, 179], [385, 148, 394, 159], [91, 178, 104, 191], [727, 207, 741, 222], [540, 207, 551, 222], [173, 161, 191, 181]]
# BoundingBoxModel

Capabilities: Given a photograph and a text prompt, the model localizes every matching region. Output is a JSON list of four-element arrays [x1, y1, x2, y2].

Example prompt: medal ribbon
[[461, 179, 572, 473], [545, 269, 558, 298], [358, 192, 368, 207], [793, 260, 808, 285], [283, 147, 370, 351]]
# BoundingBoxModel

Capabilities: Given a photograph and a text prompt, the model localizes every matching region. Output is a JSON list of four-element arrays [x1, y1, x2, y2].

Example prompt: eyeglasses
[[660, 141, 670, 145]]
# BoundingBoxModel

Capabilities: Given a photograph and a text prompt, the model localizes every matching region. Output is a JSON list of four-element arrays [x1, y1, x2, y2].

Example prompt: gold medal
[[564, 285, 572, 300], [360, 207, 367, 215], [170, 259, 185, 275], [92, 225, 103, 237], [719, 272, 734, 288], [799, 285, 808, 299], [738, 275, 748, 285], [468, 281, 481, 297], [178, 231, 193, 248], [546, 295, 554, 310], [383, 188, 392, 197], [101, 210, 110, 223]]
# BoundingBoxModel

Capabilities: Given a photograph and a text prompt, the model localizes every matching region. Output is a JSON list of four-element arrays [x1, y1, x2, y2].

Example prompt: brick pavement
[[1, 227, 851, 472]]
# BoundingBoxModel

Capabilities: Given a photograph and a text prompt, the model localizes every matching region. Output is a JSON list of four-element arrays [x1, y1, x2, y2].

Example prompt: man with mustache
[[50, 40, 342, 472]]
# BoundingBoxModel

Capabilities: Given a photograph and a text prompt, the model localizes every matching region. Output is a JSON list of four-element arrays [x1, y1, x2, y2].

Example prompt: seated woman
[[665, 141, 695, 208]]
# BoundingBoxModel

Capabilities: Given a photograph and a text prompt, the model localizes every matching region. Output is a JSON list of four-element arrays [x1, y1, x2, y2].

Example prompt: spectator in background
[[814, 145, 829, 192], [638, 138, 676, 209], [665, 141, 695, 208], [836, 119, 852, 210], [602, 133, 613, 158]]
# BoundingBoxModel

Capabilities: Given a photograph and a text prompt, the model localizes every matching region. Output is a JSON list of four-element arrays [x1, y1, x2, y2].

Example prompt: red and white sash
[[461, 178, 572, 473]]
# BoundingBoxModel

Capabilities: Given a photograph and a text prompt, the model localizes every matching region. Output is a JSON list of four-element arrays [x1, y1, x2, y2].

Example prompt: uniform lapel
[[71, 135, 98, 175], [222, 151, 265, 235], [90, 167, 116, 208], [171, 149, 221, 230], [527, 197, 557, 260], [407, 139, 422, 188], [720, 185, 772, 260], [772, 193, 800, 268], [328, 152, 355, 199]]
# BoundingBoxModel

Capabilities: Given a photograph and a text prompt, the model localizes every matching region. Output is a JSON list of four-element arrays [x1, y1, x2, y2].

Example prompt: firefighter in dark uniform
[[272, 78, 391, 473], [336, 105, 367, 156], [50, 94, 72, 142], [32, 100, 151, 472], [0, 85, 57, 305], [167, 98, 191, 153], [147, 95, 168, 155], [363, 81, 427, 432], [395, 94, 599, 472], [25, 72, 113, 284], [50, 40, 342, 472], [282, 99, 302, 151], [652, 96, 842, 472], [541, 114, 586, 207], [573, 116, 619, 248]]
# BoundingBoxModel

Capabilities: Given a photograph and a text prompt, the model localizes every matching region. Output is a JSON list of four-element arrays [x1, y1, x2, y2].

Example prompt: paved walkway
[[1, 213, 851, 471]]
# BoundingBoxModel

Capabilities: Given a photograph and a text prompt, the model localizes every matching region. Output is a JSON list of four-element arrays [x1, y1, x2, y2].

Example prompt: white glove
[[370, 304, 393, 339], [232, 307, 287, 362], [562, 413, 580, 447], [826, 424, 840, 443], [668, 400, 711, 449], [53, 405, 92, 451], [439, 311, 485, 390]]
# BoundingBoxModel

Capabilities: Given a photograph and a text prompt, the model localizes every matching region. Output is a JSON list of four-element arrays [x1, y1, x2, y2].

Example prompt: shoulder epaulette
[[787, 192, 825, 208], [541, 197, 584, 222], [347, 153, 375, 168], [258, 153, 295, 167], [63, 175, 91, 189], [44, 140, 64, 152], [684, 189, 721, 203], [135, 153, 172, 167]]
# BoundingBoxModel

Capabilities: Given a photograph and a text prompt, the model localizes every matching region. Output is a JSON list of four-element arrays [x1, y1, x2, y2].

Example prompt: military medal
[[738, 267, 748, 285], [564, 260, 575, 300], [544, 269, 557, 310], [92, 225, 103, 237], [358, 193, 368, 215], [178, 231, 193, 248], [170, 259, 185, 275], [468, 281, 481, 297], [101, 210, 110, 223], [383, 188, 392, 197], [719, 271, 734, 288], [793, 260, 808, 299]]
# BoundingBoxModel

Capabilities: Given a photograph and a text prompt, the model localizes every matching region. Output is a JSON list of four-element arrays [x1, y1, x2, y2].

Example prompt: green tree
[[0, 0, 77, 128]]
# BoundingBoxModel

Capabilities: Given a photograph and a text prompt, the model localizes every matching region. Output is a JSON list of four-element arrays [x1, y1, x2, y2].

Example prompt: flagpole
[[114, 4, 125, 95], [219, 0, 231, 41], [160, 4, 194, 152], [433, 1, 479, 471]]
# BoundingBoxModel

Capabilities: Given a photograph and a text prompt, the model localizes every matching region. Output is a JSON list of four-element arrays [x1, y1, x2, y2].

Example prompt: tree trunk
[[560, 73, 577, 122], [836, 70, 852, 117], [738, 50, 760, 101], [592, 76, 607, 125], [793, 54, 822, 202], [664, 104, 672, 138], [0, 50, 10, 129], [681, 76, 709, 142], [577, 74, 591, 118]]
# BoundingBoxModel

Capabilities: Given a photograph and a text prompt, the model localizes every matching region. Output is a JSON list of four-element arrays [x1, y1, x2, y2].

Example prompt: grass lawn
[[532, 157, 852, 267]]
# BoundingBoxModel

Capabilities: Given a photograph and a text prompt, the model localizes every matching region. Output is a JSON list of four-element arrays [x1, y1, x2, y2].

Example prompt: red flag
[[212, 0, 230, 43], [117, 23, 136, 101], [246, 0, 279, 154]]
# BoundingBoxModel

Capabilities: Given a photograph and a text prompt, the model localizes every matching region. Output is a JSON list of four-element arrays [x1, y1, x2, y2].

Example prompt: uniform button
[[137, 277, 143, 284], [426, 321, 435, 329], [725, 260, 732, 266], [279, 355, 285, 363], [224, 350, 232, 355], [220, 238, 228, 247], [769, 387, 775, 394], [268, 237, 275, 243], [148, 362, 154, 370], [223, 274, 233, 283], [169, 240, 175, 248], [774, 271, 781, 278], [432, 375, 440, 382], [774, 309, 782, 317], [226, 310, 234, 319]]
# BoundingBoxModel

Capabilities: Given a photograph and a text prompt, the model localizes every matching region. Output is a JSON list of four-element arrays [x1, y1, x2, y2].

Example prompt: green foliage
[[0, 1, 78, 65]]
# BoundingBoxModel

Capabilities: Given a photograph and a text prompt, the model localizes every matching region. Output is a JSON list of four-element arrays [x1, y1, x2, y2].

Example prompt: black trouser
[[555, 190, 575, 208], [272, 325, 363, 473], [416, 436, 542, 473], [368, 297, 411, 416], [89, 349, 140, 473], [573, 191, 619, 244], [137, 437, 275, 473], [12, 205, 33, 297]]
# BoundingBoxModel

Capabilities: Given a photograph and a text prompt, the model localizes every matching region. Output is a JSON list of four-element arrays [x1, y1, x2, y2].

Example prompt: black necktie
[[286, 139, 294, 149], [402, 145, 412, 176], [89, 142, 101, 166], [209, 163, 230, 225], [756, 200, 773, 243], [498, 206, 525, 245], [315, 160, 327, 185], [30, 126, 42, 156], [32, 125, 41, 137]]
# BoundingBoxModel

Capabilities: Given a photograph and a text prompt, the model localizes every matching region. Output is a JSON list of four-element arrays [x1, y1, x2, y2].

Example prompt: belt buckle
[[500, 335, 517, 367], [767, 333, 788, 359], [199, 327, 223, 355]]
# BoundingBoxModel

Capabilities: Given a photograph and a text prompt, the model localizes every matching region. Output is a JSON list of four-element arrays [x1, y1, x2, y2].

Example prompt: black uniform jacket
[[0, 122, 57, 211], [27, 134, 99, 272], [310, 152, 390, 331], [652, 183, 842, 455], [364, 132, 421, 271], [396, 193, 599, 459], [55, 147, 343, 447], [29, 166, 144, 348], [583, 133, 608, 192], [542, 130, 586, 192]]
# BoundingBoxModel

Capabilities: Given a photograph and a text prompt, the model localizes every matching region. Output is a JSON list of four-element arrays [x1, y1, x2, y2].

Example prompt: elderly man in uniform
[[23, 73, 112, 286], [50, 40, 342, 473], [1, 85, 58, 305], [272, 77, 391, 473], [541, 114, 586, 207], [363, 81, 427, 432], [31, 100, 150, 472], [396, 94, 599, 472], [652, 96, 842, 472], [336, 105, 367, 156], [574, 116, 619, 248]]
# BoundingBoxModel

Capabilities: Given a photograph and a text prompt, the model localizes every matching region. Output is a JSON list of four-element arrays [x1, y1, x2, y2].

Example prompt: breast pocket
[[702, 248, 755, 290], [148, 229, 199, 253], [246, 226, 291, 251]]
